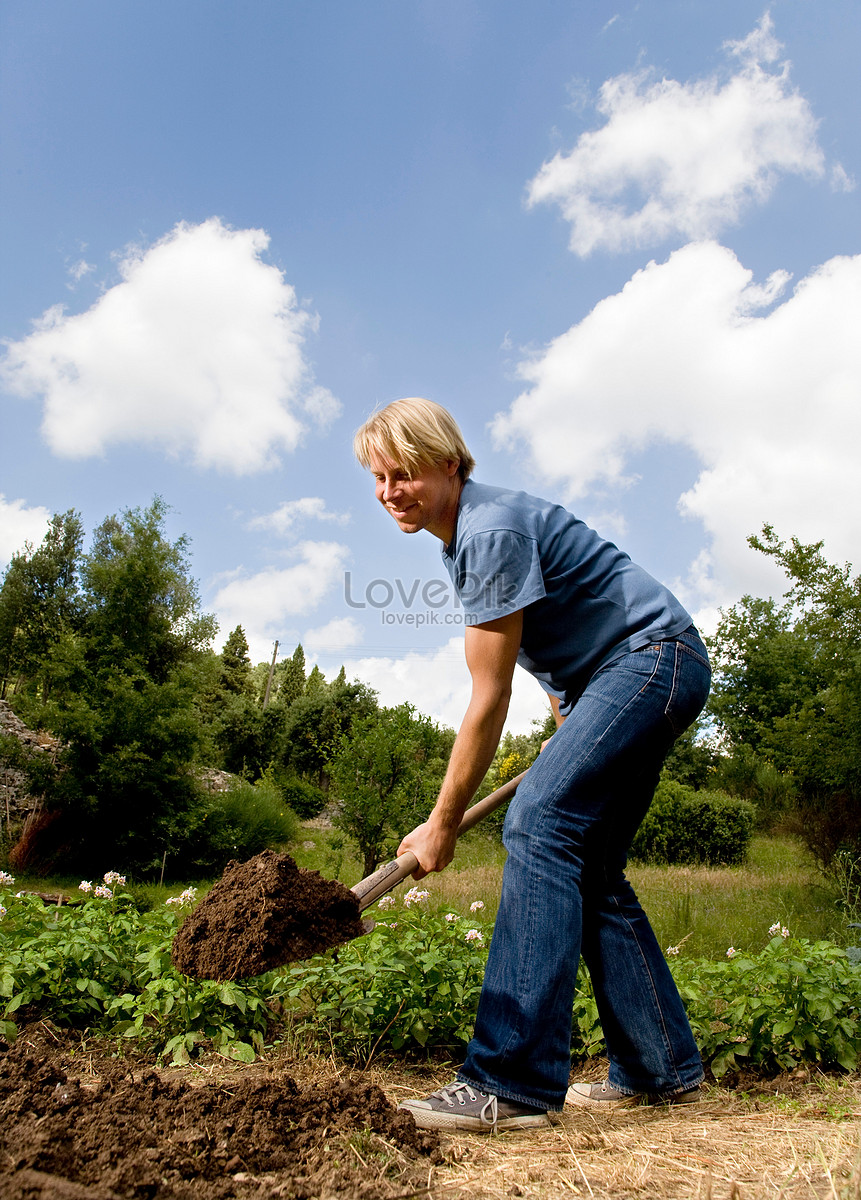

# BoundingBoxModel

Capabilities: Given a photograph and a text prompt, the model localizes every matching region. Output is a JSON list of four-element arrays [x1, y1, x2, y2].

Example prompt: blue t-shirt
[[441, 480, 692, 712]]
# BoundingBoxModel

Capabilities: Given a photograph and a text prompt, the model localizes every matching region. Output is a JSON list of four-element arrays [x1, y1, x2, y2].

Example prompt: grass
[[291, 827, 850, 961], [9, 828, 851, 963]]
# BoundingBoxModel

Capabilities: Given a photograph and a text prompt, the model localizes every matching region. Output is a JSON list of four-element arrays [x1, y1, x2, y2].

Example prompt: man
[[354, 397, 710, 1133]]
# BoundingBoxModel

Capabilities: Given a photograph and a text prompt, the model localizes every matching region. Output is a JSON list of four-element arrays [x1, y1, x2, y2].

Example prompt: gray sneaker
[[399, 1081, 550, 1133], [566, 1080, 701, 1108]]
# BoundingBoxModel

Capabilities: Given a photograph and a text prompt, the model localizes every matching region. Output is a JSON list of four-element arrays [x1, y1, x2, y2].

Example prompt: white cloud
[[211, 540, 351, 661], [0, 496, 51, 569], [527, 14, 825, 256], [2, 218, 339, 473], [303, 616, 364, 654], [349, 639, 551, 735], [248, 497, 349, 534], [492, 242, 861, 620]]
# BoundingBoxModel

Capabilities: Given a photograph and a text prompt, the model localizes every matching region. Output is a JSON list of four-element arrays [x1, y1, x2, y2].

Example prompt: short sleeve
[[447, 529, 546, 623]]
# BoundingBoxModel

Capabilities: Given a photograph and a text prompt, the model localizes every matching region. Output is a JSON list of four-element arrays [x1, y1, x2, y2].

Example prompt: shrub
[[631, 780, 755, 866], [275, 773, 327, 820], [174, 775, 300, 876]]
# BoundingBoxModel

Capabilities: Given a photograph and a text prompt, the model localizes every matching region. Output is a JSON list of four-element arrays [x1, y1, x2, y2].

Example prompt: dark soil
[[171, 851, 367, 980], [0, 1027, 441, 1200]]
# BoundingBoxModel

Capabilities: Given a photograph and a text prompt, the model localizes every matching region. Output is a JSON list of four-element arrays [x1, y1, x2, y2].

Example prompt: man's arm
[[397, 608, 523, 878]]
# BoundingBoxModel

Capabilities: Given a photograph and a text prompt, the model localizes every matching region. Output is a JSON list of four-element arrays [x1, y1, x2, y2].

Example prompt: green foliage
[[0, 510, 84, 706], [173, 774, 300, 876], [275, 773, 327, 819], [272, 644, 306, 707], [280, 679, 378, 790], [708, 527, 861, 881], [219, 626, 253, 696], [631, 780, 755, 866], [0, 877, 283, 1064], [675, 933, 861, 1077], [660, 721, 720, 790], [708, 593, 821, 761], [711, 743, 798, 829], [328, 703, 451, 875], [285, 899, 491, 1059], [10, 499, 221, 877]]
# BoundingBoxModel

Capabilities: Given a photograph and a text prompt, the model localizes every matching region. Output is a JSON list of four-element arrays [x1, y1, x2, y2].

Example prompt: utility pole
[[262, 640, 279, 709]]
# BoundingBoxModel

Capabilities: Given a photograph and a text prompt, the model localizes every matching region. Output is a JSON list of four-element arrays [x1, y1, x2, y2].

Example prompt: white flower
[[768, 922, 781, 936], [665, 945, 680, 956], [166, 887, 197, 907], [0, 905, 6, 918], [726, 947, 737, 958], [781, 926, 790, 939], [465, 929, 484, 943], [403, 887, 429, 908], [78, 881, 93, 893], [445, 912, 458, 922], [103, 871, 126, 886], [94, 885, 113, 899], [0, 871, 15, 887], [377, 896, 396, 911], [469, 900, 485, 913]]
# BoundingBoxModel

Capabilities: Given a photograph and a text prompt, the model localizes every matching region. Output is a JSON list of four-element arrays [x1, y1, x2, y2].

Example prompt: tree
[[0, 510, 84, 705], [220, 626, 253, 696], [707, 526, 861, 870], [327, 703, 449, 875], [280, 677, 377, 790], [707, 594, 821, 764], [270, 643, 306, 706], [16, 498, 218, 876]]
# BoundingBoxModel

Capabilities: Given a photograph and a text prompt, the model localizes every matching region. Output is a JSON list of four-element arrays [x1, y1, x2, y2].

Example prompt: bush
[[631, 780, 755, 866], [712, 744, 798, 830], [275, 773, 327, 819], [174, 776, 300, 876]]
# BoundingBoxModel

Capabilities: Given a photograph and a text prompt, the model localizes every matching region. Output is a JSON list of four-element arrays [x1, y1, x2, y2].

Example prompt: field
[[3, 829, 861, 1198]]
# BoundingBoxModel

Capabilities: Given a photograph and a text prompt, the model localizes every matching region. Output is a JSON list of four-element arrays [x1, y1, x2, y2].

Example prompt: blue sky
[[1, 0, 859, 733]]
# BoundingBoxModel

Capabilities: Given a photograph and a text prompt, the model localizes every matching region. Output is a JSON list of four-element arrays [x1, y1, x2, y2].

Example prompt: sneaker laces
[[432, 1082, 498, 1126]]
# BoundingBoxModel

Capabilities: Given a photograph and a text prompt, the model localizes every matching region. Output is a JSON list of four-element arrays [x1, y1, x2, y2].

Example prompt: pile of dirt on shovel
[[0, 1026, 441, 1200], [171, 850, 367, 980]]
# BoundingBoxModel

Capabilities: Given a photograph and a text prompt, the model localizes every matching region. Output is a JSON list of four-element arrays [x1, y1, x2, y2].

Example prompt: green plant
[[631, 779, 755, 865], [673, 929, 861, 1078], [285, 893, 491, 1060], [174, 773, 300, 875], [0, 872, 287, 1063]]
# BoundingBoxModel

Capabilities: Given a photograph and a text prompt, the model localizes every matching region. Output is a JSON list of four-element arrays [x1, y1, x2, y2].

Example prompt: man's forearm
[[430, 688, 511, 830]]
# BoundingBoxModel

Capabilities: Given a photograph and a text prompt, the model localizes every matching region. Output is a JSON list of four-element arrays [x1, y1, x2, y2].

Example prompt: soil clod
[[171, 850, 367, 980]]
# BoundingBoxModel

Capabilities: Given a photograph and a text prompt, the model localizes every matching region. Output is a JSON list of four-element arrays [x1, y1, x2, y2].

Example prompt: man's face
[[368, 452, 461, 542]]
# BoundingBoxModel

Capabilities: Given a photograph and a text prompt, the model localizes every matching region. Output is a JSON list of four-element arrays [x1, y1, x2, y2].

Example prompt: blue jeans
[[458, 627, 711, 1111]]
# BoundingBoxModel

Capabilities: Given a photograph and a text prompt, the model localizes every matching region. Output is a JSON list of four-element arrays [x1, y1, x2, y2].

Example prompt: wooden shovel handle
[[350, 770, 527, 912]]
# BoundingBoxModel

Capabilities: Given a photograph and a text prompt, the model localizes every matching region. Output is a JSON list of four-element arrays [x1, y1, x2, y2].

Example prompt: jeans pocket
[[664, 642, 711, 737]]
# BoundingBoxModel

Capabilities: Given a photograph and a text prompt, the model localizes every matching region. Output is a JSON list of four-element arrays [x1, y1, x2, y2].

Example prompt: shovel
[[350, 769, 526, 912], [171, 770, 527, 980]]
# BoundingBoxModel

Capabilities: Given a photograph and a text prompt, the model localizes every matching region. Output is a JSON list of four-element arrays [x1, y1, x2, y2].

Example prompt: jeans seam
[[607, 894, 684, 1091]]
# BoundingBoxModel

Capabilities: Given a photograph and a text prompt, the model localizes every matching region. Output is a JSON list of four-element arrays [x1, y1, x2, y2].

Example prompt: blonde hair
[[353, 398, 475, 482]]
